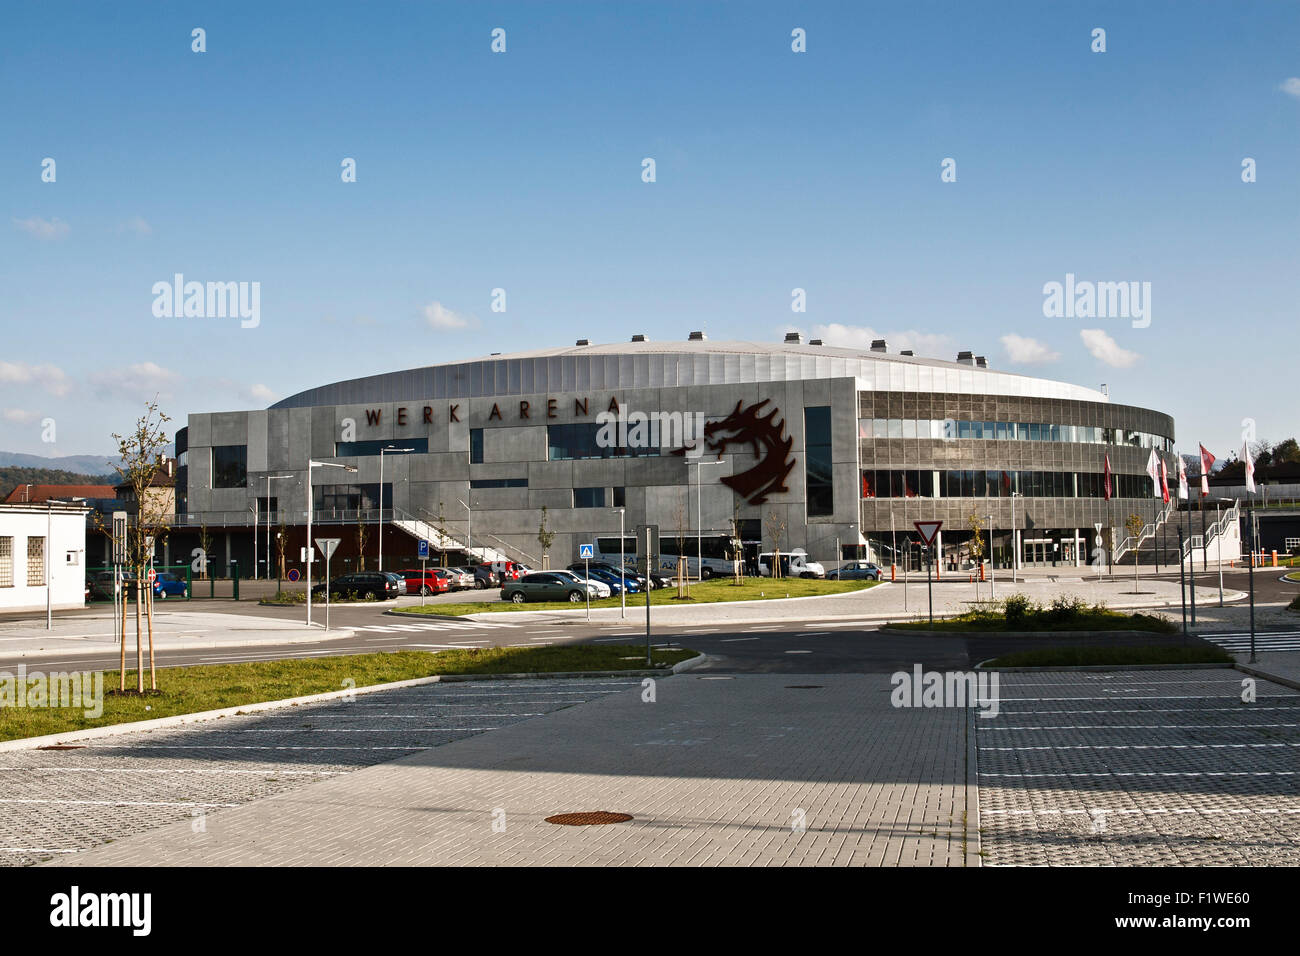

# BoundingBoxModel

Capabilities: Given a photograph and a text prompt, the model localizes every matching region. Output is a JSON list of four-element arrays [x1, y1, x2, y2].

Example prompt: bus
[[594, 533, 757, 579]]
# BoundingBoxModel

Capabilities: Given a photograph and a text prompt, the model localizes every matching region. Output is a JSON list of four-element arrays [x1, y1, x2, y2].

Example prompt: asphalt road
[[5, 564, 1294, 675]]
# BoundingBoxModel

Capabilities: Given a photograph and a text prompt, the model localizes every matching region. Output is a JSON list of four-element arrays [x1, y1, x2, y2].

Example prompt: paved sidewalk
[[49, 673, 973, 867], [0, 611, 353, 659], [478, 576, 1239, 627]]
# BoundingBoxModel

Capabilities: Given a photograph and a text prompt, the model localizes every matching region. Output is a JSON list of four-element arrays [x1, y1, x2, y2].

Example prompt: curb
[[884, 627, 1179, 639], [0, 626, 358, 660], [1234, 662, 1300, 693], [964, 705, 980, 868], [974, 660, 1231, 672], [0, 657, 704, 752]]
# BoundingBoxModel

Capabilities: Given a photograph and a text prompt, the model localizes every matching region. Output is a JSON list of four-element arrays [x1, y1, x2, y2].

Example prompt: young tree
[[197, 523, 212, 581], [537, 506, 556, 570], [275, 514, 288, 590], [110, 400, 172, 693], [764, 510, 787, 579], [673, 490, 689, 595], [1126, 512, 1145, 590], [356, 514, 369, 571], [967, 512, 986, 566]]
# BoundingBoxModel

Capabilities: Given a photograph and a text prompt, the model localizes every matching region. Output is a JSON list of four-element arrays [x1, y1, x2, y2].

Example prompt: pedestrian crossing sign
[[579, 543, 594, 559]]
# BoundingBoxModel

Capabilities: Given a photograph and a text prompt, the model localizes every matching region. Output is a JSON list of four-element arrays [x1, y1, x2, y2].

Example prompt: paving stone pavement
[[47, 673, 973, 867], [2, 678, 635, 866], [977, 669, 1300, 865]]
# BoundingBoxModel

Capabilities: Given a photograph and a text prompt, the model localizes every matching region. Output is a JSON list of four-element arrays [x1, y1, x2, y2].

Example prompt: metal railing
[[1113, 501, 1175, 564]]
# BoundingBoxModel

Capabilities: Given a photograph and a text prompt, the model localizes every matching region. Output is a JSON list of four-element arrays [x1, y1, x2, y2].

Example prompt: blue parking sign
[[418, 539, 430, 559], [579, 543, 594, 559]]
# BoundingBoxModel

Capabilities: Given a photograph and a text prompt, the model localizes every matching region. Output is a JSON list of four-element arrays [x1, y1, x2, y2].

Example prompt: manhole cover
[[35, 745, 85, 751], [545, 811, 633, 826], [785, 685, 823, 689]]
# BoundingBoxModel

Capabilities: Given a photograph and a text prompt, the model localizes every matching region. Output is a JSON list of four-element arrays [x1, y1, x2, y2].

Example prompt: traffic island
[[0, 645, 697, 745]]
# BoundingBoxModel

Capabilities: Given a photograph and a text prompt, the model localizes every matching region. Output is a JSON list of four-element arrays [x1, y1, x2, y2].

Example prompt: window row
[[547, 423, 662, 461], [861, 469, 1155, 499], [857, 418, 1170, 450], [0, 536, 45, 588]]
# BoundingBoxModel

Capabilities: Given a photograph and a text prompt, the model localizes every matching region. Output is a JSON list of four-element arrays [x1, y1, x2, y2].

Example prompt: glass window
[[888, 419, 903, 439], [335, 439, 430, 457], [573, 487, 606, 508], [27, 537, 45, 586], [212, 445, 247, 488], [613, 486, 626, 508], [873, 419, 887, 439], [469, 478, 527, 489], [901, 419, 916, 439], [469, 429, 484, 464], [804, 407, 833, 517], [0, 537, 10, 587]]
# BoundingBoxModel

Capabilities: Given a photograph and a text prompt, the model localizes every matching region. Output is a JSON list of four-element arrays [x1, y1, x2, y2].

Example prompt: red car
[[399, 568, 452, 596], [481, 561, 522, 583]]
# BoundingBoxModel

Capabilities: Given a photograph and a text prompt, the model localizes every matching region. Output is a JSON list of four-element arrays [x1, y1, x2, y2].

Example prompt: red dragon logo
[[676, 399, 796, 505]]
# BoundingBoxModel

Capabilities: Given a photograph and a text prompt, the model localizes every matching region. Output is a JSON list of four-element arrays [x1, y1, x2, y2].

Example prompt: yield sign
[[315, 538, 341, 559], [913, 520, 943, 547]]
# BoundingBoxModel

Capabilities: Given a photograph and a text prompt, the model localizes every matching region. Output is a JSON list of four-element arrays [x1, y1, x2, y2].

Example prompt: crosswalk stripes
[[350, 619, 522, 634], [1200, 630, 1300, 653]]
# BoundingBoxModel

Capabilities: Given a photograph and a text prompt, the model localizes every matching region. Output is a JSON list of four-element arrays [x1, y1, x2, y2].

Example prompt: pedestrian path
[[1199, 629, 1300, 653]]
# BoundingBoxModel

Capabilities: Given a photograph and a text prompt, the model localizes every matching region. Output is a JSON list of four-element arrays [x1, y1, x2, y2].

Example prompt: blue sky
[[3, 1, 1297, 463]]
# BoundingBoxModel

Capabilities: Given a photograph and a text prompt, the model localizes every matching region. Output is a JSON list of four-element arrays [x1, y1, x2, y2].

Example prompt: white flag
[[1145, 448, 1161, 497], [1243, 442, 1256, 493], [1177, 456, 1189, 499]]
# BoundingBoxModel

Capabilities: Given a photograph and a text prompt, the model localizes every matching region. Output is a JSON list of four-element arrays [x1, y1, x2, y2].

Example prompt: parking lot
[[978, 669, 1300, 865], [0, 677, 640, 866]]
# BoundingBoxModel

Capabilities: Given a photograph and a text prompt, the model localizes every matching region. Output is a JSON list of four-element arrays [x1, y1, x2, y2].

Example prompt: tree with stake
[[1126, 513, 1144, 592], [355, 512, 369, 572], [110, 400, 172, 693], [765, 510, 787, 579], [537, 506, 556, 570]]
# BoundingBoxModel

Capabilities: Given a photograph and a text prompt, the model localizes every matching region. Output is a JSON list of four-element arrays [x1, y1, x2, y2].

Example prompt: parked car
[[383, 571, 408, 596], [311, 572, 401, 601], [552, 569, 611, 598], [757, 549, 826, 579], [151, 571, 188, 599], [568, 563, 639, 594], [500, 572, 597, 604], [399, 568, 450, 595], [443, 567, 476, 590], [826, 561, 882, 581]]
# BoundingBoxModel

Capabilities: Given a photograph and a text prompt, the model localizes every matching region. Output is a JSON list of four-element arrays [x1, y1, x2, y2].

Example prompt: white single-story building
[[0, 503, 89, 613]]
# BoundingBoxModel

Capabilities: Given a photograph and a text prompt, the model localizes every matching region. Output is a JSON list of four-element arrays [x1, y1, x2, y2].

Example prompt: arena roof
[[270, 337, 1111, 409]]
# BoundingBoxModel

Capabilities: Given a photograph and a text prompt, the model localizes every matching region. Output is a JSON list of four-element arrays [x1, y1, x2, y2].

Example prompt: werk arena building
[[173, 333, 1176, 576]]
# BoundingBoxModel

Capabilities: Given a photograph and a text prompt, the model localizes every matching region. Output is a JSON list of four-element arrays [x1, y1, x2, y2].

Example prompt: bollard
[[890, 564, 896, 582], [1273, 551, 1278, 567], [979, 563, 986, 582]]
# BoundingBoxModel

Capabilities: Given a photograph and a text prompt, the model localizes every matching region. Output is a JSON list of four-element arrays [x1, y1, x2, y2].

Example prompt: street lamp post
[[617, 507, 626, 619], [457, 498, 472, 564], [263, 474, 292, 580], [1009, 492, 1022, 583], [986, 513, 995, 601], [687, 459, 724, 582], [378, 447, 414, 572], [307, 460, 357, 628]]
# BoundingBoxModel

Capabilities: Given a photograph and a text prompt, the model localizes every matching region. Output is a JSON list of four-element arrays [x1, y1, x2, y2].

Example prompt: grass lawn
[[886, 608, 1177, 633], [396, 577, 877, 617], [0, 644, 694, 743], [984, 645, 1234, 668]]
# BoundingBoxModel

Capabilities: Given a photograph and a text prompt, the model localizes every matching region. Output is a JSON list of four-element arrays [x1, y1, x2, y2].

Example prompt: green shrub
[[1045, 594, 1088, 623], [1003, 593, 1034, 626]]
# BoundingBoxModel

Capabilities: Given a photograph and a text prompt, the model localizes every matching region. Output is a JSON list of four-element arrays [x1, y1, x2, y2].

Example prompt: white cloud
[[1, 409, 41, 424], [423, 301, 472, 330], [1080, 329, 1139, 368], [89, 362, 181, 401], [1000, 333, 1060, 365], [1281, 77, 1300, 98], [809, 323, 953, 358], [247, 383, 276, 402], [12, 216, 70, 240], [120, 216, 152, 236], [0, 361, 72, 396]]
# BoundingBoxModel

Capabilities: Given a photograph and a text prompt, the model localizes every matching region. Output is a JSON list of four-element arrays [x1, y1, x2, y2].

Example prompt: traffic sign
[[579, 543, 594, 559], [287, 568, 301, 582], [111, 511, 127, 564], [913, 520, 943, 547], [418, 539, 430, 560], [147, 568, 157, 585], [315, 538, 341, 559]]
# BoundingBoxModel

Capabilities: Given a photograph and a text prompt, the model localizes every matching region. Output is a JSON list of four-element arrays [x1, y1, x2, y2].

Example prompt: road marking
[[784, 650, 813, 654], [719, 637, 758, 643]]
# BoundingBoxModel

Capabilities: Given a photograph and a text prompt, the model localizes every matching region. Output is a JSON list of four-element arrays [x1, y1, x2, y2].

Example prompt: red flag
[[861, 473, 873, 498], [1103, 454, 1112, 501], [1199, 444, 1216, 497], [1159, 457, 1170, 503]]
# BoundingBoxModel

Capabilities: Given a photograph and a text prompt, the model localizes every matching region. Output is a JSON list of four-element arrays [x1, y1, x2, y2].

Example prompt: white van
[[757, 549, 826, 579]]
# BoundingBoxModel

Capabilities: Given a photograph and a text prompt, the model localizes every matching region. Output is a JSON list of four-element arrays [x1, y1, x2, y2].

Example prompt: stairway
[[389, 511, 516, 566], [1114, 501, 1240, 567]]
